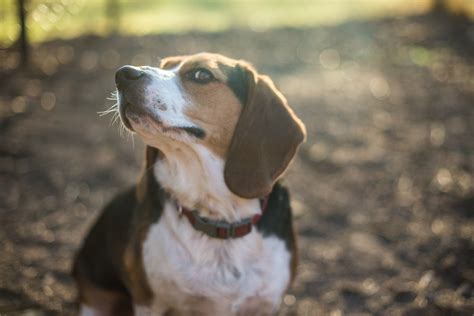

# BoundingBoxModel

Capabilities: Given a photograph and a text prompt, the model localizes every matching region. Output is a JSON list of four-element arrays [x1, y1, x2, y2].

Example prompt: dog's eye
[[187, 68, 214, 84]]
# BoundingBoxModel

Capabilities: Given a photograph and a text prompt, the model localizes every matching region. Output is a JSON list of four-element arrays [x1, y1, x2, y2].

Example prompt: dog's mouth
[[119, 101, 205, 140], [118, 101, 134, 131]]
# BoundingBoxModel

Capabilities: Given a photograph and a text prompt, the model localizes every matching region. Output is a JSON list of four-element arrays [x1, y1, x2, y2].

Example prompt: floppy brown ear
[[136, 145, 160, 201], [224, 73, 306, 199]]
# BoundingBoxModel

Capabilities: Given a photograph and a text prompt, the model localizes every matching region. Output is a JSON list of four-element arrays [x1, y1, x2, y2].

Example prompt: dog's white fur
[[124, 66, 200, 144], [128, 66, 261, 222], [138, 201, 291, 315], [154, 143, 261, 221], [140, 66, 195, 129], [82, 64, 292, 315], [137, 67, 290, 313]]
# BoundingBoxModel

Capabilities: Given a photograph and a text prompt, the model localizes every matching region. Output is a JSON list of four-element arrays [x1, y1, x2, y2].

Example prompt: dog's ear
[[137, 146, 160, 201], [160, 56, 185, 70], [224, 70, 306, 199]]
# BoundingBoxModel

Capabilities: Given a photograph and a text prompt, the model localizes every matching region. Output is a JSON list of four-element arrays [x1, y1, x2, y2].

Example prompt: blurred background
[[0, 0, 473, 315]]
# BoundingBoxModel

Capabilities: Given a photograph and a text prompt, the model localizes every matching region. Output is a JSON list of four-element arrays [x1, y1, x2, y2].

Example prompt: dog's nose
[[115, 66, 144, 86]]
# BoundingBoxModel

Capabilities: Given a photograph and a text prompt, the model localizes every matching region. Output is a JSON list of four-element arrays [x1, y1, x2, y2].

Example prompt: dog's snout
[[115, 66, 144, 87]]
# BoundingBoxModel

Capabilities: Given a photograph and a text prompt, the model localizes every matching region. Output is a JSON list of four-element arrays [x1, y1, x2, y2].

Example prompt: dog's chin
[[119, 103, 162, 134], [118, 103, 134, 131], [123, 105, 206, 141]]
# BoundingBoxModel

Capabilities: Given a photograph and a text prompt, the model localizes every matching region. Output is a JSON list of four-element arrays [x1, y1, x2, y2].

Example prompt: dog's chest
[[139, 202, 291, 314]]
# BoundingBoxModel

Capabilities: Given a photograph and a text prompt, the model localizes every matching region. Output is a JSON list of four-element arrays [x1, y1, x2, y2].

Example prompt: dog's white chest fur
[[138, 202, 290, 315]]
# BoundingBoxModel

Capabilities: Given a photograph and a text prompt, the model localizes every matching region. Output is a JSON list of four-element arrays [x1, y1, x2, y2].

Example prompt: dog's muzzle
[[115, 65, 144, 89], [115, 65, 147, 130]]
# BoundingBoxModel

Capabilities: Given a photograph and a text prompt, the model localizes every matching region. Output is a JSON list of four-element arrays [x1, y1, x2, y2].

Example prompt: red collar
[[179, 196, 269, 239]]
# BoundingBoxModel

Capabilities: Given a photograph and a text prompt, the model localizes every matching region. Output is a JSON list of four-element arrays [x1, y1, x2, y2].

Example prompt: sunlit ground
[[2, 0, 473, 46], [0, 0, 473, 315]]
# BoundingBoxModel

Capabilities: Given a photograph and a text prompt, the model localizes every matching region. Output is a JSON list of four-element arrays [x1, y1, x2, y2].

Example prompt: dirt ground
[[0, 12, 473, 316]]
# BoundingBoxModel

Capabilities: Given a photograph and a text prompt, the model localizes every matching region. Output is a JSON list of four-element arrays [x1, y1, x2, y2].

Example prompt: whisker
[[111, 112, 120, 125], [98, 104, 118, 116], [100, 92, 133, 140], [107, 91, 118, 101], [104, 103, 118, 110], [119, 124, 124, 137], [99, 110, 118, 116], [109, 112, 120, 126], [123, 121, 133, 139]]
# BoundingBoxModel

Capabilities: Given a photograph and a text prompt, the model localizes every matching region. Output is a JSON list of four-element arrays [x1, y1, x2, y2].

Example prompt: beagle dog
[[73, 53, 306, 316]]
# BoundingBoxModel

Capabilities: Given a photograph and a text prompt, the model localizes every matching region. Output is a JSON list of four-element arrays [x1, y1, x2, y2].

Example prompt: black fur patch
[[224, 65, 249, 105], [256, 182, 296, 252], [181, 126, 206, 139], [72, 166, 165, 303]]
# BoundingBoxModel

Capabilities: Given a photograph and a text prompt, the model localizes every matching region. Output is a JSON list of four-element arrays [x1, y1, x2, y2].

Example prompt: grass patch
[[0, 0, 443, 45]]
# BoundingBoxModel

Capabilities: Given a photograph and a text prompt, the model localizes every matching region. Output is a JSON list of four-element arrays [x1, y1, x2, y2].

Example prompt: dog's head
[[116, 53, 306, 199]]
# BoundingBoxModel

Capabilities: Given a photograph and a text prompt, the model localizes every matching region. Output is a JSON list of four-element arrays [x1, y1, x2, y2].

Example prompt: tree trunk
[[17, 0, 28, 66], [432, 0, 448, 14], [106, 0, 120, 33]]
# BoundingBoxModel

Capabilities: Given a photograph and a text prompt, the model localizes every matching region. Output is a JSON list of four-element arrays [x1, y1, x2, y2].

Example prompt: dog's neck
[[152, 142, 260, 222]]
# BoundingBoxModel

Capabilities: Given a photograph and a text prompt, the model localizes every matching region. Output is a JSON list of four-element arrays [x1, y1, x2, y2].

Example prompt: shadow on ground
[[0, 12, 473, 316]]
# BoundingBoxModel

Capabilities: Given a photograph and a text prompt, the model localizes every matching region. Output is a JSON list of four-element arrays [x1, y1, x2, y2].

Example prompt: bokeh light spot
[[362, 278, 379, 295], [41, 55, 58, 75], [319, 49, 340, 70], [429, 123, 445, 147], [431, 218, 447, 235], [41, 92, 56, 111], [434, 168, 453, 192], [101, 50, 120, 69], [369, 76, 390, 100], [131, 54, 151, 66], [309, 143, 329, 161], [283, 294, 296, 306], [4, 52, 19, 70], [291, 199, 308, 218], [409, 46, 432, 66], [457, 172, 472, 193], [25, 80, 42, 98], [11, 96, 28, 113], [57, 45, 75, 64], [80, 51, 99, 71]]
